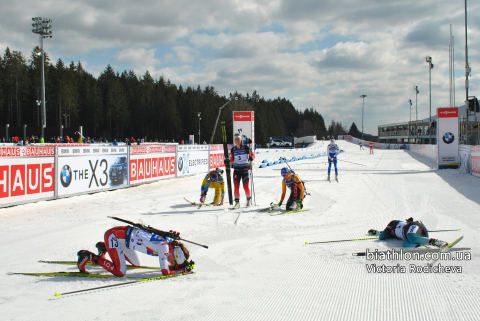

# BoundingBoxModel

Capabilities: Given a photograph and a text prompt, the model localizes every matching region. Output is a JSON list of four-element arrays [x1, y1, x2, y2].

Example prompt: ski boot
[[327, 173, 330, 182], [429, 239, 448, 248], [234, 198, 240, 209], [246, 197, 252, 207], [77, 250, 98, 273], [96, 242, 107, 259], [335, 173, 338, 182]]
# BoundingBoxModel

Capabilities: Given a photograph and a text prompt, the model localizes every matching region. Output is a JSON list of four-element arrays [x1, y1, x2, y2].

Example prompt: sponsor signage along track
[[0, 147, 55, 206], [57, 146, 128, 196]]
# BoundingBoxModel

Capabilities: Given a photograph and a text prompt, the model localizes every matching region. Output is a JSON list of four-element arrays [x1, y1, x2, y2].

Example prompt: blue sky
[[2, 0, 479, 135]]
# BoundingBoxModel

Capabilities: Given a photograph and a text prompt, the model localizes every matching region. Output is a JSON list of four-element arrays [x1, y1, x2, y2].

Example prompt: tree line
[[0, 46, 355, 144]]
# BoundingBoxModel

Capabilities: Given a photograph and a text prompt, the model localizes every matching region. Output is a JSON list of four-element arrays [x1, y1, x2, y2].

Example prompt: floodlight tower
[[408, 99, 413, 142], [413, 86, 419, 143], [32, 17, 53, 127], [360, 95, 367, 140], [426, 56, 434, 144]]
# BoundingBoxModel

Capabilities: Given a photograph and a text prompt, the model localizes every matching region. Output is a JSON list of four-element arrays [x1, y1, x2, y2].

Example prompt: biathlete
[[200, 168, 225, 205], [369, 142, 374, 154], [359, 142, 364, 150], [77, 226, 195, 277], [230, 133, 255, 207], [277, 167, 305, 211], [368, 218, 448, 248], [327, 138, 339, 181]]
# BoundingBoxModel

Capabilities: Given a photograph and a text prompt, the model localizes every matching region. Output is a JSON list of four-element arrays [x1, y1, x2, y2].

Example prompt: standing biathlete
[[368, 218, 448, 248], [359, 142, 364, 150], [77, 226, 195, 277], [230, 133, 255, 207], [277, 167, 305, 210], [327, 138, 339, 181], [369, 142, 374, 154], [200, 168, 225, 205]]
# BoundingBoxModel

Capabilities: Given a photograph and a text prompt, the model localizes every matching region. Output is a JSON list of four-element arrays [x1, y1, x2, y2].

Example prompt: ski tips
[[305, 242, 309, 245], [54, 292, 62, 297]]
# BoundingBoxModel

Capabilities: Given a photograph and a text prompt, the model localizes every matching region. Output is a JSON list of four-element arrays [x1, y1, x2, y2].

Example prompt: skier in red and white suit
[[77, 226, 194, 277], [369, 142, 374, 154]]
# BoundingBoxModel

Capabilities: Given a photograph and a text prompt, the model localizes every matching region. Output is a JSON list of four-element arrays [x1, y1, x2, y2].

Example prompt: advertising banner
[[130, 145, 176, 184], [437, 107, 459, 169], [459, 145, 471, 174], [176, 145, 209, 177], [0, 146, 55, 206], [269, 136, 294, 149], [233, 111, 255, 148], [209, 145, 226, 170], [57, 146, 128, 197]]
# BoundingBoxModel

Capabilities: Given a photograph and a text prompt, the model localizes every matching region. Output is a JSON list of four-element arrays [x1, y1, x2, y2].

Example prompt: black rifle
[[108, 216, 209, 249], [221, 121, 233, 205]]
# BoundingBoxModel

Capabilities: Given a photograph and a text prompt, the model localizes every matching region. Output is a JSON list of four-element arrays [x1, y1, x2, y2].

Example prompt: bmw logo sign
[[178, 157, 184, 172], [443, 132, 454, 144], [60, 165, 72, 187]]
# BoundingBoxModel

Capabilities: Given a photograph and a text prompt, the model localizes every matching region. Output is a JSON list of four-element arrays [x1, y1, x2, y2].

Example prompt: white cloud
[[1, 0, 480, 135]]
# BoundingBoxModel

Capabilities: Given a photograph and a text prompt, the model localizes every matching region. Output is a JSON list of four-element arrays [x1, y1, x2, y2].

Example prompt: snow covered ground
[[2, 140, 480, 320]]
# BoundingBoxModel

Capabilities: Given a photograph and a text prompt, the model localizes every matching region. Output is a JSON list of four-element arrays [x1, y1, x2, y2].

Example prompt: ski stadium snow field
[[1, 140, 480, 320]]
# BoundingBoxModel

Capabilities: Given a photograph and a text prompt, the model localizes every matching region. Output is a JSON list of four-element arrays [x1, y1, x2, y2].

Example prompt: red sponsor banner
[[234, 111, 252, 121], [0, 161, 54, 201], [130, 155, 176, 183], [210, 145, 223, 151], [209, 151, 226, 170], [130, 145, 176, 154], [437, 108, 458, 118], [0, 147, 55, 157], [472, 155, 480, 176]]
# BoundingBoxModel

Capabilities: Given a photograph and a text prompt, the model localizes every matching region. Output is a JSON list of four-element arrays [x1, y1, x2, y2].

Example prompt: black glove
[[246, 138, 252, 144], [249, 156, 253, 161], [185, 260, 195, 272], [406, 217, 414, 223], [368, 229, 378, 235]]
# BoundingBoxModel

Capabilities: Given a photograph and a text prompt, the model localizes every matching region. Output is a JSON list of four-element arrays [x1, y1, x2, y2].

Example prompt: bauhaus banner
[[437, 107, 459, 169]]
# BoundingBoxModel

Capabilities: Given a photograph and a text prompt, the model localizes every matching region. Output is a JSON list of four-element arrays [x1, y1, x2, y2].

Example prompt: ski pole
[[108, 216, 209, 249], [54, 272, 194, 297], [428, 229, 461, 232], [337, 159, 367, 166], [305, 237, 378, 245]]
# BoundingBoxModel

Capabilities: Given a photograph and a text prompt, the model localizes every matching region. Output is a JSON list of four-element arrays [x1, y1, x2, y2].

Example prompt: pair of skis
[[184, 198, 227, 208], [259, 202, 309, 215], [327, 175, 338, 183], [9, 260, 194, 297]]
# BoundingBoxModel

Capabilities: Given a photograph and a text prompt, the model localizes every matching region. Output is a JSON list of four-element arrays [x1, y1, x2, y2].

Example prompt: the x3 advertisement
[[57, 146, 129, 196]]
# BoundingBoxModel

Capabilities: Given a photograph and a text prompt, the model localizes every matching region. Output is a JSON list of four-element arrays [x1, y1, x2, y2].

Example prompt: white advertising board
[[437, 107, 459, 169], [0, 146, 55, 206], [176, 145, 209, 177], [57, 146, 128, 196], [130, 145, 176, 184], [233, 111, 255, 147]]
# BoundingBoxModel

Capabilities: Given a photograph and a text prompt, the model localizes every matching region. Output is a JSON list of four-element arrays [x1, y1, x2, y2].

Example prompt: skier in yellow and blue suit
[[200, 168, 225, 206]]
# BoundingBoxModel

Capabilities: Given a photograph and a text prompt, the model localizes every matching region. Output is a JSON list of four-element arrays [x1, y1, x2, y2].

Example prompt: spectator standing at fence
[[112, 139, 118, 146]]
